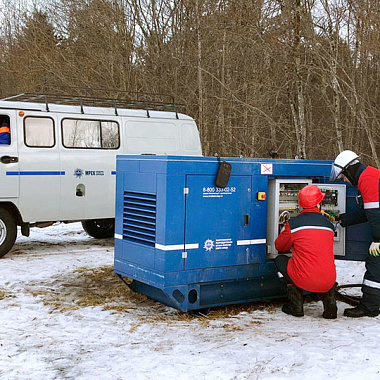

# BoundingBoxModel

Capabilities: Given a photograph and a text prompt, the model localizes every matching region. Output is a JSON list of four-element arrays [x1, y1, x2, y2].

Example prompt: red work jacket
[[275, 208, 336, 293], [358, 166, 380, 210]]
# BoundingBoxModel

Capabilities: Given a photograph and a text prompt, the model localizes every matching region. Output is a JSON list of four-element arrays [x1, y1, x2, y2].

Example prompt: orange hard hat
[[298, 185, 325, 208]]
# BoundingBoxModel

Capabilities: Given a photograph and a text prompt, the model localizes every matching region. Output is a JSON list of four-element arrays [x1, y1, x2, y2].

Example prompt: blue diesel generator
[[114, 155, 372, 311]]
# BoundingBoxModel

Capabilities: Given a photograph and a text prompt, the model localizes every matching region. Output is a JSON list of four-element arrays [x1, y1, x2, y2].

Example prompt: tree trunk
[[195, 0, 205, 154]]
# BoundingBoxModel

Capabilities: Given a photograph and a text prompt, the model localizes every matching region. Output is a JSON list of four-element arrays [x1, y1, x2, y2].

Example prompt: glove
[[369, 242, 380, 257], [321, 210, 341, 224]]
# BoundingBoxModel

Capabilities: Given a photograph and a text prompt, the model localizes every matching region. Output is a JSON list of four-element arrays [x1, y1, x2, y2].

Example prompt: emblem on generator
[[203, 239, 214, 251]]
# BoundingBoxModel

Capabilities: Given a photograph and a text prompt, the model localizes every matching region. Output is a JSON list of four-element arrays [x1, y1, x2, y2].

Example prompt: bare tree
[[0, 0, 379, 163]]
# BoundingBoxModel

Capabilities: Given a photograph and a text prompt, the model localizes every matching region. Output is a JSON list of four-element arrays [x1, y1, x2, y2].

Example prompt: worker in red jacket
[[331, 150, 380, 318], [274, 184, 337, 318]]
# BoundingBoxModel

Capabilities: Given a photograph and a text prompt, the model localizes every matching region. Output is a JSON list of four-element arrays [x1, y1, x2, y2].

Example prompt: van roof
[[0, 92, 194, 120]]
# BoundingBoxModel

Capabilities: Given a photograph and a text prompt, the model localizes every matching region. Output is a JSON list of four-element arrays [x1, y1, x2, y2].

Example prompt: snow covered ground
[[1, 223, 379, 380]]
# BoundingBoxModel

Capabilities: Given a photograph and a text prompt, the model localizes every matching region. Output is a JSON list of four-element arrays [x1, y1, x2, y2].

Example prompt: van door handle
[[0, 155, 19, 164]]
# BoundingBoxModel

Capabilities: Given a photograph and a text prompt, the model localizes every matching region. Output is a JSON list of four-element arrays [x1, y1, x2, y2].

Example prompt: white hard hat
[[330, 150, 360, 181]]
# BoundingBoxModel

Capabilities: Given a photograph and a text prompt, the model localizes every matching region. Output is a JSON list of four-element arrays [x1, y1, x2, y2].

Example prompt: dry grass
[[176, 302, 278, 328], [29, 266, 153, 314], [25, 265, 279, 329], [0, 288, 16, 300], [178, 302, 277, 321]]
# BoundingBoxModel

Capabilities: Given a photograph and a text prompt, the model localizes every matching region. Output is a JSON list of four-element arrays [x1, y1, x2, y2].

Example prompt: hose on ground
[[335, 284, 362, 306]]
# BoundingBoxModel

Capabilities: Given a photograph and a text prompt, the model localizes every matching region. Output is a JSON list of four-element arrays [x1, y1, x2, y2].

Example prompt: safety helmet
[[330, 150, 360, 181], [298, 185, 325, 209]]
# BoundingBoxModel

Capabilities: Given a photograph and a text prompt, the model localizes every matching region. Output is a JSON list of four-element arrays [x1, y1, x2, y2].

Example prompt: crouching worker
[[274, 184, 337, 319]]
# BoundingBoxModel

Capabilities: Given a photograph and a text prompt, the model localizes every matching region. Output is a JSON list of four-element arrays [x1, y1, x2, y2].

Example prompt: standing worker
[[0, 120, 10, 144], [331, 150, 380, 318], [275, 185, 337, 318]]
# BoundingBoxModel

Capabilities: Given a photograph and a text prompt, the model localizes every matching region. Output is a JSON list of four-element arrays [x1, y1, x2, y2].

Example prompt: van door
[[0, 111, 19, 200], [59, 117, 121, 220], [17, 112, 60, 222]]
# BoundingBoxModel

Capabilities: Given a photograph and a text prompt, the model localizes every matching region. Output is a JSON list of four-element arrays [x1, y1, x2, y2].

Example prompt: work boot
[[322, 283, 338, 319], [344, 292, 380, 318], [282, 284, 304, 317], [344, 305, 379, 318]]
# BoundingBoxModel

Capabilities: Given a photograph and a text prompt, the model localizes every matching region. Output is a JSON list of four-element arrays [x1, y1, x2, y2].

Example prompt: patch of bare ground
[[0, 288, 16, 300], [26, 266, 279, 328]]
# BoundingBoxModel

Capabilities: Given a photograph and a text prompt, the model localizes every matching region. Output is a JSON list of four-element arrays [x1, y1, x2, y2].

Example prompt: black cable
[[335, 284, 362, 306]]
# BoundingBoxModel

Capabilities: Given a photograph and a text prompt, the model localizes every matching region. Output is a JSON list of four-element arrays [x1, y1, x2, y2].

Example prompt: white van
[[0, 93, 202, 257]]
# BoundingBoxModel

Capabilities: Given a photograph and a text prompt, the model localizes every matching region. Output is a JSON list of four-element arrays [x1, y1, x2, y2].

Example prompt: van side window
[[24, 117, 55, 147], [125, 121, 178, 153], [62, 119, 119, 149]]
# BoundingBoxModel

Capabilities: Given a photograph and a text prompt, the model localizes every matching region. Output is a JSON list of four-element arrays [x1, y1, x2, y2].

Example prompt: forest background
[[0, 0, 379, 165]]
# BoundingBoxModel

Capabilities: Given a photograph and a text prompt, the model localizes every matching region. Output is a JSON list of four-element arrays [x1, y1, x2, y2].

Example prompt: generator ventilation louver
[[123, 191, 156, 246]]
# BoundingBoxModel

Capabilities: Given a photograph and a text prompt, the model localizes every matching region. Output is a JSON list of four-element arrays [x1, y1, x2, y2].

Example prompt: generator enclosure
[[114, 155, 372, 311]]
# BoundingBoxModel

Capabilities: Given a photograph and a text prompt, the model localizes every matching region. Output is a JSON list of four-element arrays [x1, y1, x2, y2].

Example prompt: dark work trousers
[[361, 254, 380, 313], [274, 255, 337, 299], [274, 255, 294, 285]]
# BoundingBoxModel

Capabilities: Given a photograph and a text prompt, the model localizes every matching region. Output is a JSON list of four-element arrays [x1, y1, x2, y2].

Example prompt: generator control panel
[[267, 180, 346, 258], [318, 184, 346, 256], [321, 188, 338, 206]]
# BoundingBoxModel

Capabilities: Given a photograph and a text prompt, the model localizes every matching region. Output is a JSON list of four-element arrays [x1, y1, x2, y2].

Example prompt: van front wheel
[[0, 208, 17, 258], [81, 219, 115, 239]]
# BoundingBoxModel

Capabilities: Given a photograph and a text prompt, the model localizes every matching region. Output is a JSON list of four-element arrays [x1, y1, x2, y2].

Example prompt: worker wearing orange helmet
[[274, 184, 337, 318]]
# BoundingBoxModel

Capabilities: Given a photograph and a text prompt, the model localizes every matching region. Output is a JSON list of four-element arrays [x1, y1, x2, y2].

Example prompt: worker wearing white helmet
[[331, 150, 380, 318]]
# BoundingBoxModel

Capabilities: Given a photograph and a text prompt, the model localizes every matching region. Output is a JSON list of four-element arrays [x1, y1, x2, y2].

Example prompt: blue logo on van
[[74, 168, 84, 178], [73, 168, 105, 178]]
